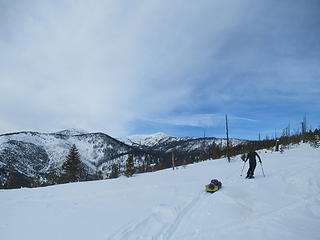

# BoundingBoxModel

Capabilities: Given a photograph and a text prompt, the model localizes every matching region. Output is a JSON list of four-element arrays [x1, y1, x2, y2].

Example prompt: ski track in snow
[[108, 163, 243, 239], [1, 144, 320, 240], [108, 191, 210, 240]]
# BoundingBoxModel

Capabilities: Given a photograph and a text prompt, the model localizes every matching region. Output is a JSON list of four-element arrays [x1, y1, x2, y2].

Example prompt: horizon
[[0, 118, 317, 141], [1, 1, 319, 140]]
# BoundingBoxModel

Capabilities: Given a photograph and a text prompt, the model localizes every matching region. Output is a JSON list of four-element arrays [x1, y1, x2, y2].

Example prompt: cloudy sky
[[1, 0, 319, 139]]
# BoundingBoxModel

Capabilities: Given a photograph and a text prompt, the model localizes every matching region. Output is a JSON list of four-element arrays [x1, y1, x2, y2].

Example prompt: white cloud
[[0, 0, 255, 136], [0, 0, 319, 137], [140, 113, 256, 128]]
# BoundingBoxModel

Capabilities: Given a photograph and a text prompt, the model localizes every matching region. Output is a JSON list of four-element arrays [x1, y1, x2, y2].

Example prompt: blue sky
[[0, 0, 319, 139]]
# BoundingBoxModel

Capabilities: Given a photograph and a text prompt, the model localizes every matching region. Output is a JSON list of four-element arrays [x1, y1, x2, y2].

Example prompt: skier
[[244, 150, 262, 178]]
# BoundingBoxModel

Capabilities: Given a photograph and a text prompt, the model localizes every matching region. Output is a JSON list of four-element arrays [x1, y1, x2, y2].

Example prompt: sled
[[205, 179, 222, 193]]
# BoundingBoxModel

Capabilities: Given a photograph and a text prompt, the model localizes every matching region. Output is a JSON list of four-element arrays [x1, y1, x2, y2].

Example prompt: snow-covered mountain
[[54, 128, 89, 136], [1, 143, 319, 240], [0, 130, 248, 188], [0, 130, 142, 186], [123, 132, 170, 147], [124, 132, 247, 153]]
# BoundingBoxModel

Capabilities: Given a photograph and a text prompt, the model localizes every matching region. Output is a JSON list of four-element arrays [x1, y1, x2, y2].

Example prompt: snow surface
[[1, 144, 320, 240]]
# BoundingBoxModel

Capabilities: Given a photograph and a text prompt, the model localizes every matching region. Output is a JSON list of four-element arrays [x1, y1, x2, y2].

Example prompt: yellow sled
[[205, 179, 222, 193], [205, 184, 219, 193]]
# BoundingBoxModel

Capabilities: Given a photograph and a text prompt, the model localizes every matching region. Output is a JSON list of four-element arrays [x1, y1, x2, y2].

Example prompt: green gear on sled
[[205, 179, 222, 193]]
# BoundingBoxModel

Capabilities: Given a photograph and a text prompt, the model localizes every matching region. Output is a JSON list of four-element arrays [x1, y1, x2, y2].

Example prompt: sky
[[0, 0, 319, 140]]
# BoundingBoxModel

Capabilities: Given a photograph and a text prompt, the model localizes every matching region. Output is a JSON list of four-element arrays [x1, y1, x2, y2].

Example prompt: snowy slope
[[1, 144, 319, 240], [0, 131, 134, 179], [123, 132, 247, 152], [0, 131, 128, 167]]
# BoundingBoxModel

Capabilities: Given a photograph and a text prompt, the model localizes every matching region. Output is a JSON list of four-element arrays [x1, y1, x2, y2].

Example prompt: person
[[244, 151, 262, 178]]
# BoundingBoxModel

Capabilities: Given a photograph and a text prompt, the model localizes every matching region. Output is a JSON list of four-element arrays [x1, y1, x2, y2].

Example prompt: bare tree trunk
[[172, 151, 175, 170], [226, 115, 231, 162]]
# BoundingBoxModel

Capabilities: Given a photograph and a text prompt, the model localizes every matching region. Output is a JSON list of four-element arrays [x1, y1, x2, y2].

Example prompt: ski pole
[[240, 161, 246, 176], [260, 162, 265, 177]]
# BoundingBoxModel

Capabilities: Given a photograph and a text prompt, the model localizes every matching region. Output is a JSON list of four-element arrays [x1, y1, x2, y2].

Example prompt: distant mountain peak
[[128, 132, 168, 139], [123, 132, 169, 146], [55, 128, 88, 136]]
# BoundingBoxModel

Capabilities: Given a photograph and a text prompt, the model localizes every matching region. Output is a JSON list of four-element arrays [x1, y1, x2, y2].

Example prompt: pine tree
[[94, 170, 103, 180], [109, 164, 119, 179], [5, 171, 30, 189], [60, 144, 81, 183], [125, 154, 135, 177]]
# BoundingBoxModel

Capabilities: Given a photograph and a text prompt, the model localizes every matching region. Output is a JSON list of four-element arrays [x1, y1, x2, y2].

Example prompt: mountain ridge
[[0, 129, 248, 188]]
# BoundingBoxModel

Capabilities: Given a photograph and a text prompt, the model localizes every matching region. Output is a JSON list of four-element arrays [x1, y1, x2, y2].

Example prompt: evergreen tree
[[60, 144, 81, 183], [45, 168, 60, 185], [95, 170, 103, 180], [31, 176, 41, 188], [125, 154, 135, 177], [5, 171, 30, 189], [109, 164, 119, 179]]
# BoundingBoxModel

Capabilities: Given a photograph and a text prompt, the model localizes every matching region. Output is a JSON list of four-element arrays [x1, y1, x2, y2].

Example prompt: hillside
[[1, 143, 319, 240], [0, 130, 136, 186], [0, 130, 248, 188]]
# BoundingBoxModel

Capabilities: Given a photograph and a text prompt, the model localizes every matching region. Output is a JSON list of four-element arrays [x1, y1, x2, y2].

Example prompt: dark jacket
[[245, 151, 261, 164]]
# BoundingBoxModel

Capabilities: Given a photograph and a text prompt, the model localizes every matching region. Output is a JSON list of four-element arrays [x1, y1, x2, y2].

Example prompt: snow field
[[1, 144, 319, 240]]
